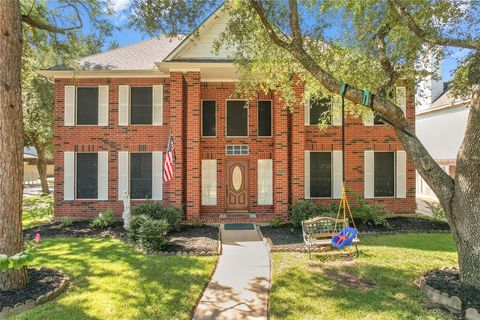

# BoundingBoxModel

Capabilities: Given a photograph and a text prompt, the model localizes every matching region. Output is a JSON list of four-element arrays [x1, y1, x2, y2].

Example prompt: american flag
[[163, 133, 175, 182]]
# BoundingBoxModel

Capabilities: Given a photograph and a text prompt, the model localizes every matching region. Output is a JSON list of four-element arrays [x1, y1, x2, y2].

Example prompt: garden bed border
[[142, 231, 222, 256], [0, 268, 70, 319], [419, 267, 480, 320]]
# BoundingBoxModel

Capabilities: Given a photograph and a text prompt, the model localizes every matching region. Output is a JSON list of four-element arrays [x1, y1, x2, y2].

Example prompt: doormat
[[224, 223, 255, 231]]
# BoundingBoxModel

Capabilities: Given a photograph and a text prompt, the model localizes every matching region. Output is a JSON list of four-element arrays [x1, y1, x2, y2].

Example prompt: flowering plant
[[0, 233, 41, 272]]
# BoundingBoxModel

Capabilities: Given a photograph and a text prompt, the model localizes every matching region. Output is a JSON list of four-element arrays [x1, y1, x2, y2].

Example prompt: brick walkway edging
[[0, 269, 70, 319], [419, 267, 480, 320]]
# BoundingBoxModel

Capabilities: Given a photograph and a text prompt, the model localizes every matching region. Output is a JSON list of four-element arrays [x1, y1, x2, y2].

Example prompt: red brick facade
[[53, 74, 416, 223]]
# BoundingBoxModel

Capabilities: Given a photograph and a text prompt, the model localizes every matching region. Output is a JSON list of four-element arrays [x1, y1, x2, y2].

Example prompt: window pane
[[76, 153, 98, 199], [258, 101, 272, 136], [130, 153, 152, 199], [309, 98, 331, 125], [374, 152, 395, 197], [131, 87, 152, 125], [310, 152, 332, 197], [374, 113, 384, 125], [77, 87, 98, 125], [202, 100, 216, 136], [227, 100, 248, 136]]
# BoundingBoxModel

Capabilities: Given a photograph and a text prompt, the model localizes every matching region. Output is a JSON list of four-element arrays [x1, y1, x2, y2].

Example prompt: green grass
[[9, 237, 217, 320], [22, 194, 54, 229], [270, 233, 458, 320]]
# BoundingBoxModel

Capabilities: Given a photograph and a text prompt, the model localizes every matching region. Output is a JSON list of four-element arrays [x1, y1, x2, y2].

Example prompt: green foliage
[[353, 197, 391, 228], [192, 219, 206, 229], [0, 233, 41, 272], [268, 217, 283, 228], [127, 214, 151, 241], [289, 201, 338, 228], [89, 209, 116, 228], [426, 202, 447, 222], [23, 195, 54, 229], [133, 203, 183, 231], [137, 218, 169, 251], [60, 216, 74, 227]]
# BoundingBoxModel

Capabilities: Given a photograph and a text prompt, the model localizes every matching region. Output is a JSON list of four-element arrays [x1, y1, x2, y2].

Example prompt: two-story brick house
[[40, 7, 416, 223]]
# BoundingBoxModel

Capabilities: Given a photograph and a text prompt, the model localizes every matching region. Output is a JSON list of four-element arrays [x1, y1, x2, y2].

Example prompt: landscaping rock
[[466, 308, 480, 320]]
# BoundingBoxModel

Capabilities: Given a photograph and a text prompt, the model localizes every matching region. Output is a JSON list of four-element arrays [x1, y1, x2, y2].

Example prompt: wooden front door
[[226, 160, 249, 211]]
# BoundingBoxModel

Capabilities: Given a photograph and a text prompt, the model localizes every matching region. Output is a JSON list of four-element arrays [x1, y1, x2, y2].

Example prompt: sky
[[105, 0, 462, 81]]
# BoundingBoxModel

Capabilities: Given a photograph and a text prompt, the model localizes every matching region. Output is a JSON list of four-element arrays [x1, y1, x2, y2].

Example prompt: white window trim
[[74, 152, 102, 201], [201, 99, 217, 138], [129, 86, 154, 126], [307, 151, 334, 199], [373, 151, 396, 199], [225, 99, 249, 137], [225, 145, 249, 155], [257, 99, 273, 138], [75, 86, 100, 126]]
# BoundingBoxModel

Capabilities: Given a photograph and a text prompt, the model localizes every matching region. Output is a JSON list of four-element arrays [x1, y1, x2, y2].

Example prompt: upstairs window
[[130, 87, 153, 125], [202, 100, 216, 136], [226, 100, 248, 136], [310, 152, 332, 198], [130, 153, 152, 199], [374, 113, 384, 125], [77, 87, 99, 125], [76, 153, 98, 199], [309, 98, 331, 125], [374, 152, 395, 197], [258, 100, 272, 137]]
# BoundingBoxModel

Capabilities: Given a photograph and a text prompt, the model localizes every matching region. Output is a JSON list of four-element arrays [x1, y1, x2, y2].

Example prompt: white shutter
[[331, 96, 342, 126], [152, 152, 163, 200], [364, 150, 375, 198], [98, 85, 109, 126], [258, 159, 273, 205], [304, 99, 310, 125], [64, 152, 75, 200], [396, 150, 407, 198], [152, 85, 163, 125], [98, 151, 109, 200], [332, 151, 343, 199], [363, 110, 374, 126], [304, 151, 311, 199], [118, 151, 129, 199], [64, 86, 75, 126], [202, 159, 217, 205], [396, 86, 407, 115], [118, 85, 129, 126]]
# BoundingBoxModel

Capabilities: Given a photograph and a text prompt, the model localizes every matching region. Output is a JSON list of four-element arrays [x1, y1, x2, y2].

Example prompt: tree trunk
[[0, 0, 28, 290], [35, 145, 50, 195]]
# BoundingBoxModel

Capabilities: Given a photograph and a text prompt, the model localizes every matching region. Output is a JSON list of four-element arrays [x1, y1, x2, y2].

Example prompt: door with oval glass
[[226, 160, 249, 211]]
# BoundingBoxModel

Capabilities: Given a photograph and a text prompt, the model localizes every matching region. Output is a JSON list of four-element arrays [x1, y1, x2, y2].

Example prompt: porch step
[[201, 213, 286, 224]]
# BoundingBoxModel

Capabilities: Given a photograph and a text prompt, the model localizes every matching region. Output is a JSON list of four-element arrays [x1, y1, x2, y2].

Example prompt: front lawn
[[270, 233, 457, 320], [9, 237, 216, 320]]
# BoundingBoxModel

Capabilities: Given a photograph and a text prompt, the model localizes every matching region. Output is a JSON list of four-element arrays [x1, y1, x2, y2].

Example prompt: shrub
[[192, 219, 205, 228], [133, 203, 183, 231], [128, 214, 150, 241], [89, 209, 116, 228], [426, 202, 447, 222], [137, 218, 169, 251], [290, 201, 318, 227], [60, 216, 73, 227], [269, 217, 283, 228], [24, 195, 54, 219], [353, 197, 391, 228]]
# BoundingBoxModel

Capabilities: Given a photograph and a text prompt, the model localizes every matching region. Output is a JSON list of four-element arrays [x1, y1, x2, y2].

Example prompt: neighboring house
[[39, 6, 416, 222], [415, 57, 469, 198], [23, 147, 54, 185]]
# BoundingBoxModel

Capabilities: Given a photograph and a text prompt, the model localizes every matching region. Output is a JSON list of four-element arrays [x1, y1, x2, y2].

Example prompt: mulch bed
[[424, 269, 480, 311], [163, 225, 219, 253], [0, 268, 65, 310], [23, 220, 126, 240], [261, 217, 450, 250]]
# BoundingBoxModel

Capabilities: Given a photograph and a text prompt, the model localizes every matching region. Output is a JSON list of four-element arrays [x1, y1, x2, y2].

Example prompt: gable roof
[[49, 36, 184, 71]]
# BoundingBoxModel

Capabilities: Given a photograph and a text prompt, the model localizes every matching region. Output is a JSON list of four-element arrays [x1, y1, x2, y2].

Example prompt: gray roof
[[431, 89, 469, 109], [49, 36, 184, 71]]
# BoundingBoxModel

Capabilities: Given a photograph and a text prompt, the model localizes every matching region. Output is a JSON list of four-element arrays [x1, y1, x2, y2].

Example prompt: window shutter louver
[[331, 96, 342, 126], [152, 152, 163, 200], [258, 159, 273, 205], [118, 85, 129, 126], [304, 151, 311, 198], [98, 86, 109, 126], [64, 152, 75, 200], [304, 99, 310, 125], [202, 159, 217, 205], [364, 150, 375, 198], [396, 87, 407, 115], [64, 86, 75, 126], [152, 85, 163, 125], [98, 151, 109, 200], [396, 150, 407, 198], [332, 151, 343, 199], [118, 151, 129, 199]]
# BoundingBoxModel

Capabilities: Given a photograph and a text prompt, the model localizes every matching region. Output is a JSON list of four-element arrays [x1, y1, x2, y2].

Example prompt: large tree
[[0, 0, 113, 291], [130, 0, 480, 289]]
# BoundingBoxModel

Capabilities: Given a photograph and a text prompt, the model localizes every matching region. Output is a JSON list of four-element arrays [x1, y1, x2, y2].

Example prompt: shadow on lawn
[[18, 237, 214, 320]]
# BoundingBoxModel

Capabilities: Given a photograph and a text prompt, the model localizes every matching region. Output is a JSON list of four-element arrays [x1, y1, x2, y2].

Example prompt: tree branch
[[21, 14, 82, 34], [288, 0, 303, 47], [388, 0, 480, 50], [374, 24, 399, 93], [250, 0, 292, 50]]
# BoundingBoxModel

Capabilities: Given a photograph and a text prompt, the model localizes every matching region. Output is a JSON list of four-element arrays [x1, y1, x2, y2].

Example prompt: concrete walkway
[[193, 225, 270, 320]]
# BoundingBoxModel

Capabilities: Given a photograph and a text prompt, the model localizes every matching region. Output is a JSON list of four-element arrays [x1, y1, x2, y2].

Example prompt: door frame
[[225, 158, 250, 212]]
